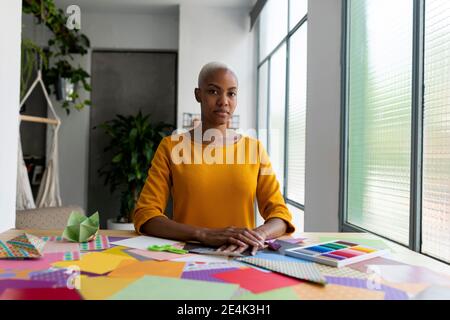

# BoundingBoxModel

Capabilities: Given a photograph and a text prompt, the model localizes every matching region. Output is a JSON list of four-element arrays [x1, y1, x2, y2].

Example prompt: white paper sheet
[[110, 236, 181, 250]]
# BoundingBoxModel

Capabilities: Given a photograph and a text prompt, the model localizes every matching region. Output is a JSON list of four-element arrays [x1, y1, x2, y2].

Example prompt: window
[[422, 0, 450, 262], [343, 0, 450, 263], [257, 0, 307, 208], [287, 22, 307, 205], [269, 44, 287, 192]]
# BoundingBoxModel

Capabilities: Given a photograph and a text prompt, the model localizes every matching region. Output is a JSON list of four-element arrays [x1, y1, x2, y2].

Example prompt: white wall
[[178, 4, 256, 131], [22, 9, 179, 213], [304, 0, 342, 232], [0, 0, 22, 232]]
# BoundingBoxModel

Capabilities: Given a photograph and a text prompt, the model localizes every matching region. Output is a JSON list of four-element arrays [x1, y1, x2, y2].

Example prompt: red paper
[[0, 287, 82, 300], [212, 267, 302, 293]]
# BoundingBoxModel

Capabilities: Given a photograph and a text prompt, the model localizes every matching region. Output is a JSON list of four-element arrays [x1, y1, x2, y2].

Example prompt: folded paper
[[62, 211, 99, 243], [0, 234, 46, 259]]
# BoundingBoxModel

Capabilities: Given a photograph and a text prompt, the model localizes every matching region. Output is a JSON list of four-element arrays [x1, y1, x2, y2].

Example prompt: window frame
[[257, 0, 308, 212], [340, 0, 449, 265]]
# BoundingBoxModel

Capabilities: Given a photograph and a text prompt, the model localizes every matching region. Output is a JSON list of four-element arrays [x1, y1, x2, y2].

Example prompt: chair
[[15, 205, 85, 230]]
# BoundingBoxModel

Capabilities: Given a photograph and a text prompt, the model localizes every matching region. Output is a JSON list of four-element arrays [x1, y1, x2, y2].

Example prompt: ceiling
[[55, 0, 256, 14]]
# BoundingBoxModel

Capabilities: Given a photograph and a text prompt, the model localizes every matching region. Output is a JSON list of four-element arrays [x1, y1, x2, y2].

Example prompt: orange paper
[[108, 260, 185, 278]]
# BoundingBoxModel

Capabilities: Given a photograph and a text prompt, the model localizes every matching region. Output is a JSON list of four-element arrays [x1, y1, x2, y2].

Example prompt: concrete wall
[[304, 0, 342, 231], [0, 0, 22, 232], [178, 4, 256, 131]]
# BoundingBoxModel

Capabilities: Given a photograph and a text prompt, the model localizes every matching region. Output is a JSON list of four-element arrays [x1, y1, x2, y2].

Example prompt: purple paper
[[325, 276, 409, 300], [107, 237, 130, 247], [181, 268, 239, 283], [0, 279, 57, 296], [30, 269, 72, 288]]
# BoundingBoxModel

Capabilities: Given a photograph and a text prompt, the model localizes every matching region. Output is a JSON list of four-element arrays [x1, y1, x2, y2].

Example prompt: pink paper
[[349, 257, 407, 273], [43, 241, 80, 254], [0, 252, 77, 271], [127, 248, 193, 261]]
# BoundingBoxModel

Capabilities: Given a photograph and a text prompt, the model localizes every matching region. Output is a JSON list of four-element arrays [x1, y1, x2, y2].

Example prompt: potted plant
[[97, 111, 173, 230]]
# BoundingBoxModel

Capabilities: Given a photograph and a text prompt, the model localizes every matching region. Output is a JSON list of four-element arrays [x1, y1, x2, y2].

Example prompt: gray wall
[[88, 51, 177, 228], [304, 0, 342, 232]]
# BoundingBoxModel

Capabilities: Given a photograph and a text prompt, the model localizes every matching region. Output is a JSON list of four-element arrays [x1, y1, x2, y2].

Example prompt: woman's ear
[[194, 88, 201, 103]]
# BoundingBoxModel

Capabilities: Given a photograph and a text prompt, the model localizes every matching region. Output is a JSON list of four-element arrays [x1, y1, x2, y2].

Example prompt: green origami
[[62, 211, 100, 243]]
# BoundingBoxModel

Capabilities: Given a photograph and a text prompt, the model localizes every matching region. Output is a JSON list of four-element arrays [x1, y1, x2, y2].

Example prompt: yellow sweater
[[133, 133, 295, 234]]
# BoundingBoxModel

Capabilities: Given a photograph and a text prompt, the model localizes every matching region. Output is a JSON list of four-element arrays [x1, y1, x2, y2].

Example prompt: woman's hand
[[197, 227, 266, 254], [216, 228, 268, 256]]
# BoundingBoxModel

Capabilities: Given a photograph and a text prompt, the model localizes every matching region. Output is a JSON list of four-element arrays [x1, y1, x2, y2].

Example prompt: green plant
[[22, 0, 91, 114], [98, 111, 174, 223], [20, 38, 48, 100]]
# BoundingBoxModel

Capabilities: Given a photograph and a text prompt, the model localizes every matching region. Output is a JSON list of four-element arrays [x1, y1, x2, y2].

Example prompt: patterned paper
[[325, 276, 409, 300], [0, 234, 46, 259], [79, 235, 110, 251], [41, 235, 110, 251], [315, 263, 370, 279], [182, 268, 239, 283], [30, 269, 74, 288], [292, 283, 385, 300], [237, 257, 327, 285]]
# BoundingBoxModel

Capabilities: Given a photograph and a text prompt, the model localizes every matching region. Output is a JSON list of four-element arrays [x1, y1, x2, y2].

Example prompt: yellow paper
[[79, 275, 139, 300], [292, 283, 385, 300], [52, 252, 136, 274], [102, 246, 133, 257], [108, 260, 185, 278]]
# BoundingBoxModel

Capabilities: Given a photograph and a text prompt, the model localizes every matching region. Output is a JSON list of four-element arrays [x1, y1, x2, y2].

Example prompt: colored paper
[[0, 287, 82, 300], [52, 252, 135, 274], [0, 234, 46, 259], [29, 269, 74, 288], [108, 275, 239, 300], [237, 257, 327, 285], [348, 256, 407, 273], [413, 285, 450, 300], [43, 240, 80, 254], [102, 246, 133, 257], [78, 276, 138, 300], [182, 261, 244, 272], [253, 251, 310, 263], [182, 268, 239, 283], [126, 248, 192, 261], [62, 211, 99, 243], [110, 236, 181, 251], [79, 235, 110, 251], [324, 276, 409, 300], [108, 260, 185, 278], [0, 252, 79, 271], [378, 279, 430, 295], [235, 286, 300, 300], [315, 263, 369, 279], [213, 268, 302, 293], [292, 283, 385, 300], [366, 265, 450, 286], [0, 279, 57, 295], [173, 254, 232, 263]]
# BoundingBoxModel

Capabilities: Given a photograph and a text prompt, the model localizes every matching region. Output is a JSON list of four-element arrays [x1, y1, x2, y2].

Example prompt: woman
[[134, 62, 295, 255]]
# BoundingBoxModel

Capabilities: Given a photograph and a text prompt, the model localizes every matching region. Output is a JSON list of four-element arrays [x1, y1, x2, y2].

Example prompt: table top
[[1, 228, 450, 300], [2, 228, 449, 276]]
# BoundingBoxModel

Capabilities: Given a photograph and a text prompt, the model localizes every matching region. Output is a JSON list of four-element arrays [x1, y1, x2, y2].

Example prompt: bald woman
[[133, 62, 295, 255]]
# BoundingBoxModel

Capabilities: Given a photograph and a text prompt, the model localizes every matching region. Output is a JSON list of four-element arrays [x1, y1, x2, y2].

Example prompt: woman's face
[[195, 68, 238, 127]]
